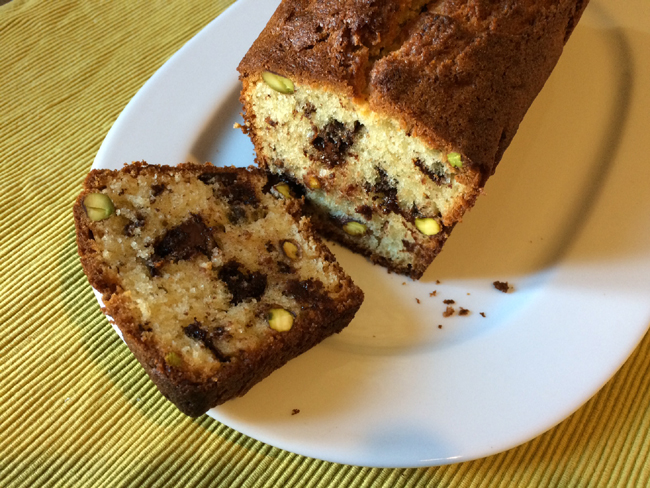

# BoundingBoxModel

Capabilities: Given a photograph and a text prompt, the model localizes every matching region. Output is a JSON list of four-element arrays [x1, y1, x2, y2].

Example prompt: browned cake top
[[239, 0, 588, 180]]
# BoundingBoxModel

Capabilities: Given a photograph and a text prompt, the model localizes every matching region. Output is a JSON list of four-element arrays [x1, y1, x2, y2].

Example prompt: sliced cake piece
[[73, 162, 363, 417], [238, 0, 589, 278]]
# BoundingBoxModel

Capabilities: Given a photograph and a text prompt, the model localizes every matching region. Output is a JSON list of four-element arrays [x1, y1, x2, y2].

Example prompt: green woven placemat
[[1, 1, 649, 486]]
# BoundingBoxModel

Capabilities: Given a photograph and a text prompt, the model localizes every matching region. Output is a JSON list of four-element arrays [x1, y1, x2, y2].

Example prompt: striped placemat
[[1, 1, 649, 486]]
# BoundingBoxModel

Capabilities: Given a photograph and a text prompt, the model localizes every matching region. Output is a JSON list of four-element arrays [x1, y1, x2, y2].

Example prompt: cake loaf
[[238, 0, 589, 278], [73, 162, 363, 416]]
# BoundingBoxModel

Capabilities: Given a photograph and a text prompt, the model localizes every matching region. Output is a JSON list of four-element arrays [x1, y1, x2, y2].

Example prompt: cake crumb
[[480, 312, 486, 317], [443, 306, 455, 317], [443, 299, 455, 304], [429, 290, 437, 297], [415, 298, 420, 304], [291, 409, 300, 415], [402, 282, 406, 286], [493, 281, 511, 293], [436, 280, 441, 284], [459, 307, 470, 316], [438, 324, 443, 329]]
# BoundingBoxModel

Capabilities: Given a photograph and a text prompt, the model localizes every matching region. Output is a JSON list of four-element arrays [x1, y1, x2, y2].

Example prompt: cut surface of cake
[[73, 162, 363, 416], [238, 0, 589, 279]]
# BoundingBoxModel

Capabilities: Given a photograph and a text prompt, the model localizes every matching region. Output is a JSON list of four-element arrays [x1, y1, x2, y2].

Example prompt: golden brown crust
[[74, 162, 363, 416], [238, 0, 588, 278], [239, 0, 589, 176], [239, 0, 427, 98], [122, 295, 359, 417], [369, 0, 589, 177]]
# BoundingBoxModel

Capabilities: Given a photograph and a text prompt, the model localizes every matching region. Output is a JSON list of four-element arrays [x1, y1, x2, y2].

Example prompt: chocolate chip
[[221, 178, 258, 206], [368, 167, 400, 215], [355, 205, 373, 221], [277, 261, 293, 274], [218, 261, 267, 305], [199, 171, 259, 207], [311, 120, 363, 168], [124, 216, 145, 237], [184, 320, 207, 342], [151, 184, 166, 197], [303, 102, 316, 117], [284, 278, 333, 310], [262, 172, 305, 198], [402, 239, 416, 252], [183, 320, 230, 363], [414, 158, 445, 185], [153, 214, 216, 263]]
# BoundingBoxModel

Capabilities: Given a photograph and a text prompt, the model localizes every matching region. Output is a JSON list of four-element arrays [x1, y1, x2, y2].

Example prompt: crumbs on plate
[[493, 281, 513, 293]]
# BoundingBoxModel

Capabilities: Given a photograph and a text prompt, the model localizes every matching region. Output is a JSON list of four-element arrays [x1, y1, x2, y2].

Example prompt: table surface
[[1, 1, 649, 486]]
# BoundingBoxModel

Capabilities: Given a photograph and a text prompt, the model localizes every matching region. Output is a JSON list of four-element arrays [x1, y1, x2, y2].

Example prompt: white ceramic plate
[[93, 0, 650, 467]]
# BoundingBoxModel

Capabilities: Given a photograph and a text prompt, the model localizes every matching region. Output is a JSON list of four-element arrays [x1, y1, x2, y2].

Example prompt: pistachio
[[447, 152, 462, 168], [267, 308, 294, 332], [262, 71, 295, 94], [281, 240, 301, 260], [165, 352, 182, 368], [83, 193, 115, 221], [272, 182, 293, 199], [415, 217, 441, 236], [306, 176, 321, 190], [343, 221, 367, 236]]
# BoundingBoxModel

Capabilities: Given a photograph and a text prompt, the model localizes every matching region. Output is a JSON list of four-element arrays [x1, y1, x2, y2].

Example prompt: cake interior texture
[[74, 163, 363, 416], [244, 81, 466, 278], [238, 0, 589, 278]]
